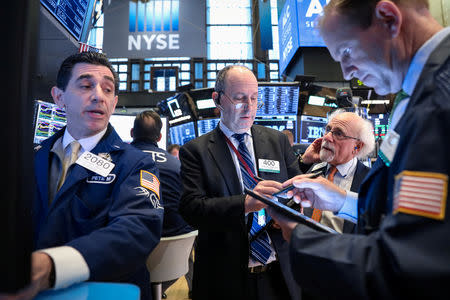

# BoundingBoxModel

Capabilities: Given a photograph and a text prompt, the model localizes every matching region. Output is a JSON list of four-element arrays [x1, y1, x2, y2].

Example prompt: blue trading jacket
[[131, 139, 192, 237], [33, 124, 163, 299]]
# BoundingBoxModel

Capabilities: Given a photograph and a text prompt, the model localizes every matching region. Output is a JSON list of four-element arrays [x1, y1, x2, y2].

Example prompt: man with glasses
[[268, 0, 450, 298], [298, 110, 375, 233], [179, 65, 301, 300]]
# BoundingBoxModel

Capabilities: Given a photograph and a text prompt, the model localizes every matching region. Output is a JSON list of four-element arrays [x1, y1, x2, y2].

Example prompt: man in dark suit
[[269, 1, 450, 299], [179, 65, 301, 300], [298, 110, 374, 233]]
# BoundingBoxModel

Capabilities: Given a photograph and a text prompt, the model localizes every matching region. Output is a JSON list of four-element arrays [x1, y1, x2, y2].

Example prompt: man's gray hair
[[328, 109, 375, 159]]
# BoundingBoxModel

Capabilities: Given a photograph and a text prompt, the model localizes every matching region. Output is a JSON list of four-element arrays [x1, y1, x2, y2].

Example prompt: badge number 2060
[[77, 151, 115, 177]]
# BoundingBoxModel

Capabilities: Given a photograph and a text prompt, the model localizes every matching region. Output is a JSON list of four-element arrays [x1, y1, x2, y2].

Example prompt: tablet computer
[[244, 188, 339, 234]]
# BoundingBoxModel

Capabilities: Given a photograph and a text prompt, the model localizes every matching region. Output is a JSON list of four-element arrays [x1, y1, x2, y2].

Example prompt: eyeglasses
[[220, 92, 264, 110], [324, 127, 360, 141]]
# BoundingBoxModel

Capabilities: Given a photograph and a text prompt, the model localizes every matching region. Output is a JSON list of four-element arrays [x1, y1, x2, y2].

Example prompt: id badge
[[379, 130, 400, 166]]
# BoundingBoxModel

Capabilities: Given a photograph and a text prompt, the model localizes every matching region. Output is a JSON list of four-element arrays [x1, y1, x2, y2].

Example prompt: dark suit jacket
[[303, 160, 370, 233], [179, 125, 301, 300]]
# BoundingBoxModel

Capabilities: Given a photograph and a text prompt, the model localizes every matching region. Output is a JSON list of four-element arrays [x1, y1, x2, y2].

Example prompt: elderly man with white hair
[[298, 110, 375, 233]]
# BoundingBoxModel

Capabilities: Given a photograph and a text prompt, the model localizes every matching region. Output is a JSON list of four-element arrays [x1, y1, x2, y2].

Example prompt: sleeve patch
[[393, 171, 447, 220], [140, 170, 160, 199]]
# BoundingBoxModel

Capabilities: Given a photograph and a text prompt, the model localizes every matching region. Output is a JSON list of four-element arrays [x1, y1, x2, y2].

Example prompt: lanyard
[[224, 135, 259, 183]]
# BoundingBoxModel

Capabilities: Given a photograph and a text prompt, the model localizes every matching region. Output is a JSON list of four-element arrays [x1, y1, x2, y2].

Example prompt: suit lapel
[[208, 127, 242, 195]]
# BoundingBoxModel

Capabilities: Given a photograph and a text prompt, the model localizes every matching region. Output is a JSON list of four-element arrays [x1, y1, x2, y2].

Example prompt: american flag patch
[[140, 170, 160, 199], [393, 171, 448, 220]]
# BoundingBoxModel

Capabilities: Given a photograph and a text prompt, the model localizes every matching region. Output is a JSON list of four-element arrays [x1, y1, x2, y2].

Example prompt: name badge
[[258, 159, 280, 173], [76, 151, 115, 177], [379, 130, 400, 166]]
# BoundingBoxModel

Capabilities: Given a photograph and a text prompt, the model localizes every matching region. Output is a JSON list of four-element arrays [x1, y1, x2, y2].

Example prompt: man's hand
[[0, 252, 53, 300], [266, 207, 298, 242], [301, 138, 323, 164], [282, 174, 347, 212], [244, 180, 283, 213]]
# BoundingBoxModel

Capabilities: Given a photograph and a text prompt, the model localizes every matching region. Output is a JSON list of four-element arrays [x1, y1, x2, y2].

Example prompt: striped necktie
[[311, 165, 338, 222], [233, 133, 272, 265]]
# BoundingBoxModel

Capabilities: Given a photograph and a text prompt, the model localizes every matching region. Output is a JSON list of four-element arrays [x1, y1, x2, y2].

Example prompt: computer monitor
[[158, 93, 194, 125], [33, 100, 66, 144], [254, 116, 298, 143], [257, 82, 300, 116], [307, 95, 338, 108], [367, 113, 390, 140], [109, 114, 168, 149], [40, 0, 96, 43], [197, 118, 220, 136], [299, 115, 328, 144], [169, 121, 196, 146]]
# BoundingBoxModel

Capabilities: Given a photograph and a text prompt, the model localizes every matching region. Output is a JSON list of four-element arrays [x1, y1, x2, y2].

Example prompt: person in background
[[167, 144, 180, 159], [130, 110, 194, 297], [12, 52, 163, 300], [297, 110, 374, 234], [269, 0, 450, 299], [281, 129, 294, 147], [179, 65, 302, 300]]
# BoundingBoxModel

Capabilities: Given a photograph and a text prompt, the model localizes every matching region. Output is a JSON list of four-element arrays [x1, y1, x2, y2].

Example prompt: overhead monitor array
[[40, 0, 96, 43]]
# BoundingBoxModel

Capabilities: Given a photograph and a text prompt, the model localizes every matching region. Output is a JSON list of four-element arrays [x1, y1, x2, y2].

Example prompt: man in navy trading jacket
[[269, 0, 450, 299], [131, 110, 194, 295], [179, 65, 302, 300], [28, 52, 163, 300]]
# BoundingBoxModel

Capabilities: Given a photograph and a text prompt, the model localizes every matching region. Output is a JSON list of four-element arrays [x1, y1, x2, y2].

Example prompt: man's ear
[[51, 86, 65, 109], [157, 133, 162, 142], [212, 91, 222, 110], [375, 1, 402, 38], [355, 141, 364, 153], [130, 128, 134, 138]]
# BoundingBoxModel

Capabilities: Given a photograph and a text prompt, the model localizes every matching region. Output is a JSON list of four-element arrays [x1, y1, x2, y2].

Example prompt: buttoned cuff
[[39, 246, 90, 289], [336, 191, 358, 224]]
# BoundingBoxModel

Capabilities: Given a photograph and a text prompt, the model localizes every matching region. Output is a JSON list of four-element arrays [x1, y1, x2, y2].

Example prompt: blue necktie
[[233, 133, 272, 265]]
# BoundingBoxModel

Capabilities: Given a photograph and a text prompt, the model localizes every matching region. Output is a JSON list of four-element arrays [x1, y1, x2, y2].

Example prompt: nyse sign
[[104, 0, 206, 58], [297, 0, 330, 47], [278, 0, 300, 75]]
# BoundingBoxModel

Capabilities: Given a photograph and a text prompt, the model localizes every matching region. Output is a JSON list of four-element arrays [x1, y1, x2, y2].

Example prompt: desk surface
[[35, 282, 140, 300]]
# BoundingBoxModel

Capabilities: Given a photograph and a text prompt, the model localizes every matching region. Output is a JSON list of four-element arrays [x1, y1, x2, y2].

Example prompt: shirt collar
[[62, 127, 108, 153], [219, 121, 252, 140], [331, 157, 357, 178], [402, 27, 450, 96]]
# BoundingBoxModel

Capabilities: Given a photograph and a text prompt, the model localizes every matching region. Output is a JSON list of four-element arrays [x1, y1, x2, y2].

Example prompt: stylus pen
[[272, 171, 322, 197]]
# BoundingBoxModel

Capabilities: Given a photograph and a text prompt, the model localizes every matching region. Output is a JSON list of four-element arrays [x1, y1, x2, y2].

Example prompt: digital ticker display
[[33, 100, 67, 144], [254, 116, 298, 143], [367, 113, 390, 140], [299, 115, 327, 144], [40, 0, 94, 42], [197, 118, 220, 136], [257, 84, 300, 116], [169, 122, 196, 146]]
